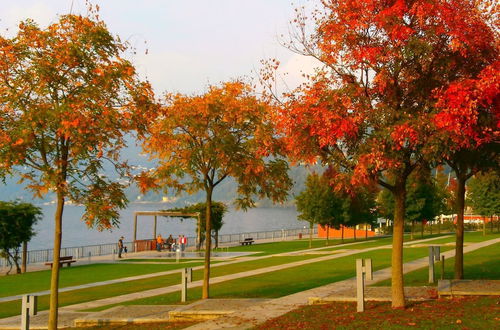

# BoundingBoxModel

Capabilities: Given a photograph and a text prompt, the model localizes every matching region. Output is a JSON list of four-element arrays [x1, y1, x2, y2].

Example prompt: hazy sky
[[0, 0, 319, 94]]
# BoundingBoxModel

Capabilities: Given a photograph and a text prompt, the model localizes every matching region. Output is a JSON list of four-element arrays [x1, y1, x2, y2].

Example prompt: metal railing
[[0, 226, 317, 268]]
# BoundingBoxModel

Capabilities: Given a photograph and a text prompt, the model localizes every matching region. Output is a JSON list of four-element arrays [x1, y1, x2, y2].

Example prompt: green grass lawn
[[256, 296, 500, 329], [120, 258, 210, 263], [373, 242, 500, 287], [89, 245, 454, 310], [1, 233, 495, 320], [0, 261, 206, 298], [0, 254, 322, 318], [226, 238, 336, 255]]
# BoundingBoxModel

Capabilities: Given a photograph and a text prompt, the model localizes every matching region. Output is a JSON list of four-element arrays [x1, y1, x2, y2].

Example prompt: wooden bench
[[45, 256, 76, 268], [240, 238, 254, 246]]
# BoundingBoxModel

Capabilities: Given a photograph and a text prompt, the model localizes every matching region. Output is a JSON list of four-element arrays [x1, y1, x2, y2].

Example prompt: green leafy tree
[[377, 166, 444, 239], [343, 187, 378, 241], [296, 172, 344, 247], [164, 202, 228, 249], [0, 201, 41, 274], [468, 170, 500, 233]]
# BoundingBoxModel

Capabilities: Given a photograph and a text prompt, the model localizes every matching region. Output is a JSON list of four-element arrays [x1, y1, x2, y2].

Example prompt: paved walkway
[[185, 237, 500, 329]]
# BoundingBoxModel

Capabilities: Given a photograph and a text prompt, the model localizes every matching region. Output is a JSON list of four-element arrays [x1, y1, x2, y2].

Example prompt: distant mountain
[[0, 135, 323, 208]]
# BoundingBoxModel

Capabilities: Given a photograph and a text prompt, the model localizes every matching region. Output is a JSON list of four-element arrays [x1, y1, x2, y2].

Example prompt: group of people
[[156, 234, 187, 252], [117, 234, 189, 258]]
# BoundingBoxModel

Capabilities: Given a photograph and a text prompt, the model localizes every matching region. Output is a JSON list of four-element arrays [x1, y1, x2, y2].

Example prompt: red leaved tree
[[433, 60, 499, 279], [0, 13, 154, 329], [267, 0, 497, 307], [139, 81, 292, 299]]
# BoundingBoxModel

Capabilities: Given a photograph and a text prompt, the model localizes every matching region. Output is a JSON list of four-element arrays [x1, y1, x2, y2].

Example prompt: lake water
[[30, 203, 305, 250]]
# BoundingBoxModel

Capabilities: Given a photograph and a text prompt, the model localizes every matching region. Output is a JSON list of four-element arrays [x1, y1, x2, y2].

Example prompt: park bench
[[45, 256, 76, 268], [240, 238, 254, 246]]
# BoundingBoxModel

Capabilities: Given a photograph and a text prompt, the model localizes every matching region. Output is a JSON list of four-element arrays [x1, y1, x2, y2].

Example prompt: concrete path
[[185, 237, 500, 329]]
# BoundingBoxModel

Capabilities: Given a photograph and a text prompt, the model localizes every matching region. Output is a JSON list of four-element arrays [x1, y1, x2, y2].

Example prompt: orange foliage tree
[[0, 14, 154, 329], [140, 81, 292, 299], [267, 0, 498, 307], [432, 60, 499, 279]]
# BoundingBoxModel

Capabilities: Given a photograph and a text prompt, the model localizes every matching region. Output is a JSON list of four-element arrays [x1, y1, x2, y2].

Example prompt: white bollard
[[428, 246, 441, 283], [181, 268, 192, 302], [356, 258, 372, 312], [21, 295, 37, 330]]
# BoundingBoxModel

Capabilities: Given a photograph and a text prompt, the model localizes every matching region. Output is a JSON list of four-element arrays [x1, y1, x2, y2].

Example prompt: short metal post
[[88, 252, 91, 263], [176, 250, 180, 263], [112, 249, 116, 261], [441, 255, 445, 280], [356, 258, 372, 312], [21, 295, 37, 330], [181, 267, 192, 302], [428, 246, 440, 283]]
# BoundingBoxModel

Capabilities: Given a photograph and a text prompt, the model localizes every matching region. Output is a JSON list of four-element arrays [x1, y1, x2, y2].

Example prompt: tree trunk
[[13, 247, 21, 274], [410, 220, 414, 241], [365, 224, 368, 240], [326, 226, 329, 246], [341, 225, 344, 244], [202, 186, 213, 299], [490, 216, 494, 233], [430, 221, 432, 235], [483, 218, 486, 236], [21, 241, 27, 273], [309, 222, 313, 248], [353, 225, 357, 241], [48, 191, 64, 330], [215, 230, 219, 249], [438, 216, 441, 234], [454, 174, 466, 280], [391, 185, 406, 308], [421, 220, 424, 238]]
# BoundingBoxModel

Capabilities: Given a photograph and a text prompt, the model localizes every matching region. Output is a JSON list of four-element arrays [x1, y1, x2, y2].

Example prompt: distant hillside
[[0, 135, 323, 207]]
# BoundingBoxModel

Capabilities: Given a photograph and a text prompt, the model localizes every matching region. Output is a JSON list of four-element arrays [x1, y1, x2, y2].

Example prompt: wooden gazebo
[[133, 211, 201, 249]]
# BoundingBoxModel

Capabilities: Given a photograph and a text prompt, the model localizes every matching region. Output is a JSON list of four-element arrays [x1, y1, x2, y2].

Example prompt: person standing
[[156, 234, 164, 252], [181, 235, 187, 251], [118, 236, 124, 258]]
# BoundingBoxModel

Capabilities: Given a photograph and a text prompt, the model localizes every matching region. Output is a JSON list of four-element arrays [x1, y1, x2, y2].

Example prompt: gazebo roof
[[134, 211, 200, 217]]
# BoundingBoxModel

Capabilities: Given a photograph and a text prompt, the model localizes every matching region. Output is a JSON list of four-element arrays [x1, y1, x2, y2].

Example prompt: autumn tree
[[433, 67, 499, 277], [0, 14, 154, 329], [267, 0, 498, 307], [296, 172, 344, 247], [140, 81, 292, 299]]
